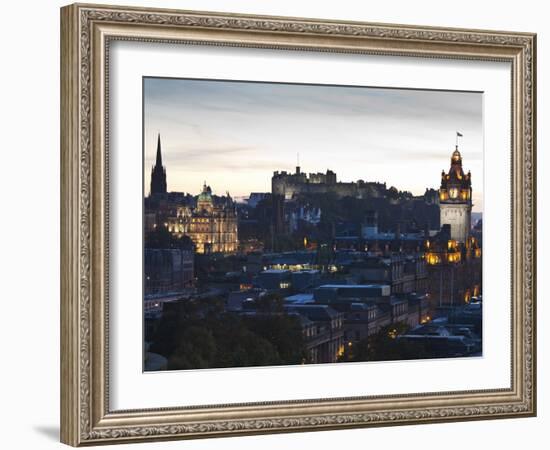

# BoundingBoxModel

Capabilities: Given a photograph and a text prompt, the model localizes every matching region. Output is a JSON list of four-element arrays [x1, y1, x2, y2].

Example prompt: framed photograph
[[60, 3, 536, 446]]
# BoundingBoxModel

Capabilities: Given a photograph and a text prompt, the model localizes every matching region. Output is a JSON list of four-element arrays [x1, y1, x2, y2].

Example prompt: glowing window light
[[447, 240, 457, 250], [426, 253, 440, 265]]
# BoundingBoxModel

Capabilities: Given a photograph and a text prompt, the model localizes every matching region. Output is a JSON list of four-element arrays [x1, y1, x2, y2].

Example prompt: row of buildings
[[145, 242, 481, 364], [144, 135, 482, 366], [228, 283, 431, 364]]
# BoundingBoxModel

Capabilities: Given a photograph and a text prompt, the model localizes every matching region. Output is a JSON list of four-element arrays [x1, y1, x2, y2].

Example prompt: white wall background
[[0, 1, 546, 449]]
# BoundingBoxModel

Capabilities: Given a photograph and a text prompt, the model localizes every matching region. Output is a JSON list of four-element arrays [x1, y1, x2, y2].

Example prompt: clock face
[[449, 187, 459, 199]]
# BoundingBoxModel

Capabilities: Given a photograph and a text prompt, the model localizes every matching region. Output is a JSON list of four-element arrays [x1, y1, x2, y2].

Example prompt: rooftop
[[285, 304, 341, 321], [317, 284, 389, 290], [285, 293, 315, 304]]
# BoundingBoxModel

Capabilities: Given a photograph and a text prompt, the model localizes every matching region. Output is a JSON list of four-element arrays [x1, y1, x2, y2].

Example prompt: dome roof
[[197, 182, 213, 203], [197, 192, 211, 202]]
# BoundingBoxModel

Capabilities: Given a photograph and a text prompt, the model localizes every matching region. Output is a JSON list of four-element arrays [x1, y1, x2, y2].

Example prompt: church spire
[[150, 133, 167, 195], [155, 133, 163, 167]]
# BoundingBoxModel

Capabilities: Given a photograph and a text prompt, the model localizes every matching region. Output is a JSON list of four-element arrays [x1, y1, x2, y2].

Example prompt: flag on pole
[[457, 131, 463, 137]]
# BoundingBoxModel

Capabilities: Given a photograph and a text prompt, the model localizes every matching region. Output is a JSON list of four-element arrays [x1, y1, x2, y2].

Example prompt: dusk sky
[[144, 78, 484, 212]]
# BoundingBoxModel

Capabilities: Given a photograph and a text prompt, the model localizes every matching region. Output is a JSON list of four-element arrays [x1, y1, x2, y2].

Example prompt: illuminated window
[[447, 252, 461, 263], [426, 253, 440, 265]]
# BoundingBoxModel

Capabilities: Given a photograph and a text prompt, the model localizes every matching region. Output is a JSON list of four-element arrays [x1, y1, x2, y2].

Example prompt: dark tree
[[168, 326, 217, 370], [149, 296, 307, 370], [212, 316, 282, 368], [244, 314, 306, 364], [347, 322, 430, 362]]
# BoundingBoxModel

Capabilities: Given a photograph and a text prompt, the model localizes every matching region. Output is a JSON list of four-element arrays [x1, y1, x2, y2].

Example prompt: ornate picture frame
[[60, 3, 536, 446]]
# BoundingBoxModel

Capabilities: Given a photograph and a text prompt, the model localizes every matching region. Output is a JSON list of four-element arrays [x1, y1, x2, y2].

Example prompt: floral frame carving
[[60, 3, 536, 446]]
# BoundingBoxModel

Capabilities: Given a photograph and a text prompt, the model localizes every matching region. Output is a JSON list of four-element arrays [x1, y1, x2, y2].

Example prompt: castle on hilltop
[[272, 165, 387, 200]]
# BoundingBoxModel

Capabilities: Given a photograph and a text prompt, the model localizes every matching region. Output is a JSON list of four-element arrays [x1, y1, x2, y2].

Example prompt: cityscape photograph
[[143, 78, 483, 371]]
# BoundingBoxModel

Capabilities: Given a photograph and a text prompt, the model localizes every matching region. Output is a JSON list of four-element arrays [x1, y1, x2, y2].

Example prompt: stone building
[[424, 226, 482, 309], [167, 183, 238, 254], [144, 248, 194, 295], [285, 304, 345, 364], [348, 254, 428, 295]]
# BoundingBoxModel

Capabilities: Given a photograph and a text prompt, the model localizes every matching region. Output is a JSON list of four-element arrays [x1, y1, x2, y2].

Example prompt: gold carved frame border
[[60, 3, 536, 446]]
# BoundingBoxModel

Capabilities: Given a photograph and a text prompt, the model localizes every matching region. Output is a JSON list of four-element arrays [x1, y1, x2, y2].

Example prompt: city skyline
[[144, 78, 484, 372], [144, 77, 484, 212]]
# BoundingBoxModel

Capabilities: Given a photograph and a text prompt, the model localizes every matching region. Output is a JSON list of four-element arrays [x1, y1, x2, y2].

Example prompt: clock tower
[[439, 145, 472, 243]]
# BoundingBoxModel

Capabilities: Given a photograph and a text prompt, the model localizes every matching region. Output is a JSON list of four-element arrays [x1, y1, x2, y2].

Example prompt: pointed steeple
[[150, 133, 167, 196], [155, 133, 163, 167]]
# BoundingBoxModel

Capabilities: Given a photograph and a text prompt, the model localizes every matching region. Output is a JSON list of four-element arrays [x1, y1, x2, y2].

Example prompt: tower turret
[[439, 144, 473, 243]]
